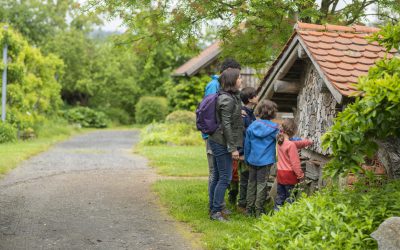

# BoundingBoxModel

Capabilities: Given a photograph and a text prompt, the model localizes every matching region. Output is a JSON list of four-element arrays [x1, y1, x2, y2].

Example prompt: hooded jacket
[[244, 119, 279, 167]]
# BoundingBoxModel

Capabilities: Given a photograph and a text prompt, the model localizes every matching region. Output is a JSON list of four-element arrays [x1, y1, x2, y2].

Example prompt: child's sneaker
[[210, 212, 228, 222]]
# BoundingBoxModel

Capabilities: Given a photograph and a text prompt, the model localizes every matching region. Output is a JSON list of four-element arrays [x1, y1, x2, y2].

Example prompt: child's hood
[[250, 120, 278, 138]]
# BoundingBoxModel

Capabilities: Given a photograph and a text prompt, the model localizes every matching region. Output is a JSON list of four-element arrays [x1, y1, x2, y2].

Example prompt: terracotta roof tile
[[354, 63, 371, 71], [363, 51, 379, 58], [319, 43, 334, 50], [327, 49, 345, 57], [337, 62, 355, 70], [365, 45, 383, 52], [319, 61, 338, 69], [260, 22, 398, 98], [337, 38, 353, 45], [352, 37, 369, 45], [344, 50, 362, 58], [326, 24, 354, 32], [348, 44, 366, 52], [325, 55, 342, 63], [334, 44, 349, 50], [309, 47, 329, 56]]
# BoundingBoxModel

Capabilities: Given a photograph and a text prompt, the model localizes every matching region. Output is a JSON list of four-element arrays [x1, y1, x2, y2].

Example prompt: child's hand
[[239, 155, 244, 161], [232, 150, 240, 160]]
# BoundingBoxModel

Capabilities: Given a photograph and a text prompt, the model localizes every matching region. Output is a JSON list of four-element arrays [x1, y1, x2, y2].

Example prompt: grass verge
[[135, 145, 208, 177], [0, 120, 83, 176], [153, 179, 256, 250]]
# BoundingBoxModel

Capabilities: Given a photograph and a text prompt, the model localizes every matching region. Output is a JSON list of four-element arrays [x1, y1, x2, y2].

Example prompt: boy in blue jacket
[[244, 99, 279, 217]]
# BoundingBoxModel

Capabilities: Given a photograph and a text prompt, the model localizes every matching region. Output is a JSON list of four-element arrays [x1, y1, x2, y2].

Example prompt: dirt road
[[0, 130, 196, 250]]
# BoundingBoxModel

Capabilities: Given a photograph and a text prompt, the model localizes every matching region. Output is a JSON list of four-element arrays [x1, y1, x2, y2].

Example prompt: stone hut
[[173, 41, 264, 88], [257, 22, 398, 189]]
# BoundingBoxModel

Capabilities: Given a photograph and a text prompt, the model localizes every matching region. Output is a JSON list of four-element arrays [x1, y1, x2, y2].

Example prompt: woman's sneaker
[[210, 212, 228, 222]]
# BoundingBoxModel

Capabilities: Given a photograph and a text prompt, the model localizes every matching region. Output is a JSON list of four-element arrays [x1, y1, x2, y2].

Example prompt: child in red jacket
[[274, 118, 313, 211]]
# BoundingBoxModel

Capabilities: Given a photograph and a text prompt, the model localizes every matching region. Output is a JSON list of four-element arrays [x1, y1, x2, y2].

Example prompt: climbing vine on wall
[[322, 23, 400, 178], [0, 24, 63, 130]]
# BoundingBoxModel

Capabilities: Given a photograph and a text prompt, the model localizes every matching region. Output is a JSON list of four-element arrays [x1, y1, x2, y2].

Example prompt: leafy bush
[[165, 110, 196, 125], [0, 122, 17, 143], [227, 181, 400, 249], [164, 74, 209, 111], [0, 25, 63, 131], [322, 23, 400, 177], [99, 107, 132, 125], [135, 96, 168, 124], [64, 107, 108, 128], [140, 122, 202, 146]]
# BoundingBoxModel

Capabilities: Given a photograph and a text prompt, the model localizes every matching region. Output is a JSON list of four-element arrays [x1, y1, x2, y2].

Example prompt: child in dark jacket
[[275, 118, 313, 210], [244, 100, 279, 217], [229, 87, 258, 211]]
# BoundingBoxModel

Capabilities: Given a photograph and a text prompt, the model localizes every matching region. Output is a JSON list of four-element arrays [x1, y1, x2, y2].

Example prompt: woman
[[208, 67, 244, 221]]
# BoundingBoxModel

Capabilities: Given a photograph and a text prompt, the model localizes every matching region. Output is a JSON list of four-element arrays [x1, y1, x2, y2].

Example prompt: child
[[275, 119, 313, 210], [232, 87, 258, 212], [244, 100, 279, 217]]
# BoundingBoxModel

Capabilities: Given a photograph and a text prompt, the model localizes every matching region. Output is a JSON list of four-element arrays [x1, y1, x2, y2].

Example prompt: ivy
[[322, 23, 400, 178], [0, 24, 63, 130]]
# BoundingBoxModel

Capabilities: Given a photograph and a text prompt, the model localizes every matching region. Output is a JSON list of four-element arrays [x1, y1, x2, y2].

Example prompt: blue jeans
[[209, 140, 232, 213], [274, 184, 295, 210]]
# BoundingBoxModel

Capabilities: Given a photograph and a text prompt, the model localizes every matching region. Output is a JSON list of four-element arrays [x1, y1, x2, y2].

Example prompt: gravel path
[[0, 130, 197, 250]]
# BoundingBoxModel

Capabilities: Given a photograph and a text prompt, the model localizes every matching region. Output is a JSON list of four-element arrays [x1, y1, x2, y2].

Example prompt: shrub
[[164, 75, 209, 111], [64, 107, 108, 128], [100, 107, 132, 125], [135, 96, 168, 124], [0, 122, 17, 143], [140, 122, 202, 146], [227, 181, 400, 249], [165, 110, 196, 125]]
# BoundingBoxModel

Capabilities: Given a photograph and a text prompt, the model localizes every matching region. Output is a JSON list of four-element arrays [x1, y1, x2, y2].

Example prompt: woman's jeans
[[208, 140, 232, 214]]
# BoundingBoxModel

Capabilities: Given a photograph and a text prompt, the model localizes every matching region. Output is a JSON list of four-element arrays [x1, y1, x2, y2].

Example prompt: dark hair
[[220, 68, 241, 93], [220, 58, 241, 73], [277, 118, 297, 145], [240, 87, 257, 104], [256, 99, 277, 120]]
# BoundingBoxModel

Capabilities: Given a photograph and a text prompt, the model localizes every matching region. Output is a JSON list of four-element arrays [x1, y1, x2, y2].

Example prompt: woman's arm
[[219, 95, 236, 152]]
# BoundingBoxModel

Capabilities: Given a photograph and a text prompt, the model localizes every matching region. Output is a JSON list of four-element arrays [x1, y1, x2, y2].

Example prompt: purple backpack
[[196, 93, 220, 135]]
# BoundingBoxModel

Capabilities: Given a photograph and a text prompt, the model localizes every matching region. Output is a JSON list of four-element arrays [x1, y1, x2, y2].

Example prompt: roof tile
[[352, 37, 369, 45], [319, 61, 338, 69], [309, 47, 329, 56], [326, 24, 354, 32], [334, 44, 349, 50], [354, 63, 371, 71], [324, 32, 340, 38], [337, 62, 355, 70], [365, 45, 383, 52], [327, 49, 345, 57], [319, 43, 334, 50], [337, 38, 353, 45], [343, 50, 363, 58], [363, 51, 379, 58], [348, 44, 366, 52]]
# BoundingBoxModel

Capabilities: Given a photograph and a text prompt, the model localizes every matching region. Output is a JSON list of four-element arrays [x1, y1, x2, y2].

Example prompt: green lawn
[[153, 179, 257, 250], [0, 121, 82, 176], [136, 145, 208, 176]]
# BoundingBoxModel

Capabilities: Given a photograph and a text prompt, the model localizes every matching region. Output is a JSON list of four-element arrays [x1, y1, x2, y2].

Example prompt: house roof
[[172, 41, 221, 77], [258, 22, 397, 104]]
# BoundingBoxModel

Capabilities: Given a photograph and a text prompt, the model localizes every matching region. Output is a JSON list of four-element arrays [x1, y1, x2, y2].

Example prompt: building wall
[[294, 63, 338, 156], [241, 67, 266, 88]]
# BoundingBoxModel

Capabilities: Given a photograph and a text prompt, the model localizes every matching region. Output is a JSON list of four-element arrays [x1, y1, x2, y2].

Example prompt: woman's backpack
[[195, 93, 220, 135]]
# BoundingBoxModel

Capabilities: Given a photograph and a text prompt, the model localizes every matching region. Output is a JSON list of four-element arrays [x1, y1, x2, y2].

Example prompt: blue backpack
[[196, 93, 221, 135]]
